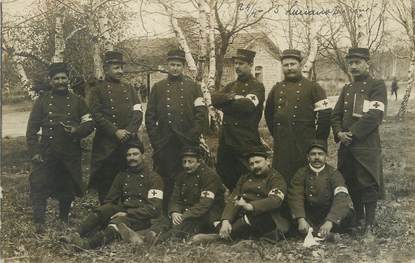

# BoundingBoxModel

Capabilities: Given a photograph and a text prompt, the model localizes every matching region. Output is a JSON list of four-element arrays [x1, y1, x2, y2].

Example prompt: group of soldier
[[26, 45, 387, 249]]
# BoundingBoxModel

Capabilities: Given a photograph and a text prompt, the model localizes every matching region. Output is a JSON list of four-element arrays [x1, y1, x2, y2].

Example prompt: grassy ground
[[2, 114, 415, 262]]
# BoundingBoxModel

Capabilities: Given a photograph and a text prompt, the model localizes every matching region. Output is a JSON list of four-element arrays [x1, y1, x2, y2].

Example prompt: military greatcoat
[[27, 89, 94, 199], [87, 78, 143, 200], [265, 76, 331, 183], [288, 164, 353, 227], [211, 74, 265, 190], [331, 75, 387, 199]]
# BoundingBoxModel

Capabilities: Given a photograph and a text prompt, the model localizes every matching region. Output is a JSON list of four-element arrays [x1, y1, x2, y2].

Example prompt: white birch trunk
[[99, 10, 113, 52], [302, 17, 318, 79], [206, 0, 216, 91], [88, 17, 104, 80], [357, 2, 369, 48], [52, 12, 65, 63]]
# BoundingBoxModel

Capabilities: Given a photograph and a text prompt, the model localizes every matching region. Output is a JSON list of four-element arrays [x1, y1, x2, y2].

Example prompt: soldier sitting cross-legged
[[62, 139, 163, 249], [191, 146, 289, 243], [288, 140, 353, 239]]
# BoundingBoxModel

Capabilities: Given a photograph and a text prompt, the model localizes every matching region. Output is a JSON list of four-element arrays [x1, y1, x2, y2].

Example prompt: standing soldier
[[63, 140, 163, 249], [88, 51, 143, 204], [331, 48, 387, 235], [27, 63, 94, 233], [265, 49, 331, 185], [211, 49, 265, 191], [288, 140, 353, 238], [145, 49, 208, 213]]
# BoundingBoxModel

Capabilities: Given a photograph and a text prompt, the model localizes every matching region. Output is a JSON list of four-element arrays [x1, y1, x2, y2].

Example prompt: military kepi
[[167, 49, 186, 62], [181, 146, 201, 158], [48, 62, 68, 78], [232, 49, 256, 63], [124, 136, 145, 154], [281, 49, 302, 62], [244, 145, 270, 159], [104, 51, 126, 64], [307, 139, 328, 154], [345, 48, 370, 60]]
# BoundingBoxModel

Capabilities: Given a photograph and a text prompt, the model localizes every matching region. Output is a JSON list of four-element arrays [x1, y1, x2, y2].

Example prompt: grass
[[1, 115, 415, 262]]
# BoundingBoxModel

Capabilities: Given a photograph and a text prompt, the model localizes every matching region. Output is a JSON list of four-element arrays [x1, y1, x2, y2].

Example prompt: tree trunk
[[52, 11, 65, 63], [214, 37, 229, 89]]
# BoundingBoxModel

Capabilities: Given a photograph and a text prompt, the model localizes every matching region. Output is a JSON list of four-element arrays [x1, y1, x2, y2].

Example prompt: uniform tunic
[[95, 165, 164, 229], [288, 165, 352, 227], [265, 76, 331, 184], [145, 74, 208, 211], [27, 89, 94, 200], [221, 168, 289, 234], [211, 74, 265, 190], [87, 78, 143, 200], [331, 75, 387, 200]]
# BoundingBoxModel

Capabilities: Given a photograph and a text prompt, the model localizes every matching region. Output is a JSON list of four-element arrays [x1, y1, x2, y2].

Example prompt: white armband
[[368, 100, 385, 112], [314, 99, 331, 111], [133, 104, 143, 112], [194, 97, 205, 107], [148, 189, 163, 199], [200, 190, 215, 199], [268, 188, 285, 200], [334, 186, 349, 196], [245, 94, 259, 107]]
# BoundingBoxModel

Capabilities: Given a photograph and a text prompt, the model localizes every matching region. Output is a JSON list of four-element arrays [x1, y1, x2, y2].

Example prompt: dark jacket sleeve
[[190, 83, 208, 139], [349, 80, 387, 140], [103, 173, 123, 204], [212, 82, 265, 114], [221, 175, 245, 221], [287, 169, 306, 219], [126, 85, 143, 134], [73, 97, 95, 139], [325, 170, 352, 224], [168, 175, 184, 215], [26, 97, 43, 156], [331, 86, 346, 143], [88, 86, 117, 137], [144, 83, 160, 149], [128, 174, 164, 220], [250, 173, 286, 215], [312, 82, 331, 140], [265, 86, 276, 136], [182, 171, 220, 220]]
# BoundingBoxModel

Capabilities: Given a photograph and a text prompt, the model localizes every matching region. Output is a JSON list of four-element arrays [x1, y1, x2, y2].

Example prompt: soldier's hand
[[111, 212, 127, 219], [318, 220, 333, 238], [171, 212, 183, 225], [234, 198, 253, 211], [61, 122, 77, 134], [32, 154, 43, 163], [337, 131, 353, 145], [219, 220, 232, 239], [298, 218, 311, 236], [115, 129, 130, 143]]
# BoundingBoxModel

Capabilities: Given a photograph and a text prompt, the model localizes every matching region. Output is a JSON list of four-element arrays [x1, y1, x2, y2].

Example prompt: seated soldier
[[144, 146, 225, 243], [288, 140, 353, 238], [63, 140, 163, 249], [192, 146, 288, 242]]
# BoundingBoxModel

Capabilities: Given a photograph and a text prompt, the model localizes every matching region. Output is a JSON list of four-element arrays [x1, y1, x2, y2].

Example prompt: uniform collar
[[284, 74, 303, 83], [308, 164, 326, 174], [51, 88, 69, 96], [353, 74, 370, 82], [237, 73, 253, 82], [126, 163, 144, 174], [105, 76, 121, 83], [250, 166, 272, 178], [168, 74, 184, 81]]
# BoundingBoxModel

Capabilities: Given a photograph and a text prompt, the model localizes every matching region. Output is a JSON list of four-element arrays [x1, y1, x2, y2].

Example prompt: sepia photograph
[[1, 0, 414, 262]]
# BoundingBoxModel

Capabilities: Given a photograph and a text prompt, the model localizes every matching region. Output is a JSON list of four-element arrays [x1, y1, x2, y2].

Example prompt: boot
[[78, 212, 102, 237], [364, 201, 377, 231], [59, 200, 72, 223], [32, 198, 47, 234], [117, 223, 144, 244]]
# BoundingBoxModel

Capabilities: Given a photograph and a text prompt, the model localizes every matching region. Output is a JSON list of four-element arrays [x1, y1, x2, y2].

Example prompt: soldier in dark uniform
[[288, 140, 353, 238], [211, 49, 265, 191], [145, 49, 208, 213], [265, 49, 331, 185], [88, 51, 143, 204], [331, 48, 387, 235], [63, 140, 163, 249], [146, 147, 225, 242], [206, 146, 287, 241], [26, 63, 94, 233]]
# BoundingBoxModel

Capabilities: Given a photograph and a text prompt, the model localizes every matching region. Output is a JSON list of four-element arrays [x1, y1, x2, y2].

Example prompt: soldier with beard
[[26, 63, 94, 233]]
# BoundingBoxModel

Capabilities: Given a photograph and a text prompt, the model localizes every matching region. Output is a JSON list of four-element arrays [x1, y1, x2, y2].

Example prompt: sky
[[1, 0, 408, 51]]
